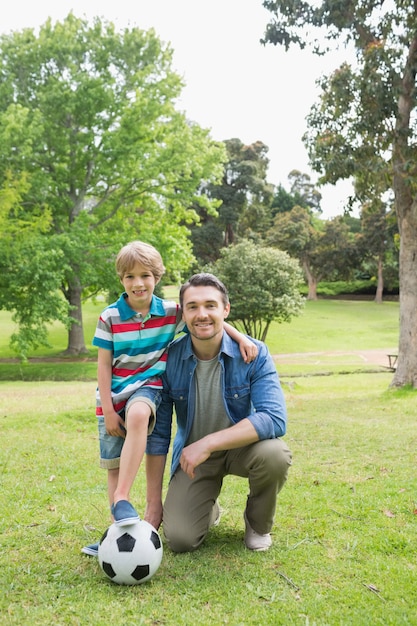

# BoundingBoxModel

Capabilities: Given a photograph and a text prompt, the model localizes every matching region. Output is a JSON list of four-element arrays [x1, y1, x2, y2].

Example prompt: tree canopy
[[0, 14, 226, 357]]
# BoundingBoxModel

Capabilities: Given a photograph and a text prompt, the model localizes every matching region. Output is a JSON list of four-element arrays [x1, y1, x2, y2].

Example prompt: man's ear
[[224, 303, 231, 318]]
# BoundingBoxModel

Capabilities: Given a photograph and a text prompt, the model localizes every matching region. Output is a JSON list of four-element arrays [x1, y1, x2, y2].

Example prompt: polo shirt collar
[[117, 293, 165, 321]]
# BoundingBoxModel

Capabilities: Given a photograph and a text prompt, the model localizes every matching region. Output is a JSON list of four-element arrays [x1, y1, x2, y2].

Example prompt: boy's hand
[[239, 336, 258, 363], [104, 410, 126, 438]]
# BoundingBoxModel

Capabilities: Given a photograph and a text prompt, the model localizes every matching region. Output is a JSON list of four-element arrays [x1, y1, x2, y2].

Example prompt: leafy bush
[[211, 241, 305, 341]]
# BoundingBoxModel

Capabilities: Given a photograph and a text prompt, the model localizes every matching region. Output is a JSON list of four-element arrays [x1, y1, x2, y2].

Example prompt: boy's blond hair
[[116, 241, 166, 282]]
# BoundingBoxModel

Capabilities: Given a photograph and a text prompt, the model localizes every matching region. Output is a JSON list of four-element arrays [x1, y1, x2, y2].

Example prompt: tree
[[271, 171, 322, 218], [262, 1, 417, 387], [358, 198, 398, 303], [0, 14, 226, 358], [195, 139, 273, 253], [268, 206, 359, 299], [190, 138, 274, 266], [211, 240, 304, 342], [271, 183, 297, 215], [287, 169, 322, 213]]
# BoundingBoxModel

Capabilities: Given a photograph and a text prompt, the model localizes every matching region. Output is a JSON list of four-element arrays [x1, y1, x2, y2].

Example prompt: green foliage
[[212, 240, 304, 341], [299, 279, 376, 297], [271, 182, 296, 215], [191, 138, 274, 264], [268, 204, 318, 259], [268, 207, 360, 298], [0, 14, 226, 357], [0, 237, 70, 359], [271, 171, 322, 216]]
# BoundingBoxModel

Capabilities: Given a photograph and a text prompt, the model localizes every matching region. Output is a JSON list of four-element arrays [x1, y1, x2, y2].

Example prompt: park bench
[[387, 354, 398, 370]]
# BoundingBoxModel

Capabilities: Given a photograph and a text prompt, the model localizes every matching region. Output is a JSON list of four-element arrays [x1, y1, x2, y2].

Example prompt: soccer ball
[[98, 520, 163, 585]]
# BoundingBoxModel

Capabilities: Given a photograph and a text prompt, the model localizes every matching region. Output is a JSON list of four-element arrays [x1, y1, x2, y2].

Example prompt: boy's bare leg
[[107, 467, 119, 518], [113, 401, 151, 506]]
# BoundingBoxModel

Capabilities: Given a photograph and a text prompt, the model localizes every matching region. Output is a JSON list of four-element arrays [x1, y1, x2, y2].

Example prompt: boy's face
[[121, 262, 157, 313]]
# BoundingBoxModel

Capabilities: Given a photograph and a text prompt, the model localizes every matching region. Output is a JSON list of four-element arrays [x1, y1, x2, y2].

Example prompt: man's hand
[[180, 440, 212, 479]]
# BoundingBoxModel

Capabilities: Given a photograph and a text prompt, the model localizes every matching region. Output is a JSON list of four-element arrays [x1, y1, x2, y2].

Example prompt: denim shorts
[[98, 386, 162, 469]]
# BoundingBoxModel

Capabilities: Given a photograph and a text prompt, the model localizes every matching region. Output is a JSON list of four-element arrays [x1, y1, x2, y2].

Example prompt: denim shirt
[[146, 332, 287, 477]]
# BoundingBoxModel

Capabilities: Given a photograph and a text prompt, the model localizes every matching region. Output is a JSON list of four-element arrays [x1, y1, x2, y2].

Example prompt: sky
[[2, 0, 354, 217]]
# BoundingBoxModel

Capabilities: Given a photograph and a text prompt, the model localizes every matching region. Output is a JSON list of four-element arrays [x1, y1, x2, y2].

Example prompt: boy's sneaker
[[244, 513, 272, 551], [112, 500, 140, 526], [81, 542, 99, 557]]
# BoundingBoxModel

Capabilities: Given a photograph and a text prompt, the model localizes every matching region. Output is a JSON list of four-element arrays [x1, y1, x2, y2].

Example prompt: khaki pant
[[163, 438, 292, 553]]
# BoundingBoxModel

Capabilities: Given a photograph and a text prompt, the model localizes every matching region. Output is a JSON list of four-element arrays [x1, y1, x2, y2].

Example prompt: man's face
[[181, 285, 230, 343]]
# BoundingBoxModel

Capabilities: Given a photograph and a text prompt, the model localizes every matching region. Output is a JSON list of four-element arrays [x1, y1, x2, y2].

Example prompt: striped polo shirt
[[93, 292, 184, 414]]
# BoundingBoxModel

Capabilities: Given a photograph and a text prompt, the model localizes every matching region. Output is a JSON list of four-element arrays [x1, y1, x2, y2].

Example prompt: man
[[145, 273, 291, 552]]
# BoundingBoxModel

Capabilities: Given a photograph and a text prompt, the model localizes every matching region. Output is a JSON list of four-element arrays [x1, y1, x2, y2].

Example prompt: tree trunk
[[391, 33, 417, 387], [63, 278, 88, 355], [374, 255, 384, 303], [391, 207, 417, 387], [303, 261, 318, 300], [224, 223, 234, 246]]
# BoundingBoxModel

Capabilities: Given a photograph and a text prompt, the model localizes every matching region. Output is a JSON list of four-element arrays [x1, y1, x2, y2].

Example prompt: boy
[[82, 241, 257, 556]]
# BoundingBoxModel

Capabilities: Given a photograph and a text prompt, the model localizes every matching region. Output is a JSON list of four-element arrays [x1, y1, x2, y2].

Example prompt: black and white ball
[[98, 520, 163, 585]]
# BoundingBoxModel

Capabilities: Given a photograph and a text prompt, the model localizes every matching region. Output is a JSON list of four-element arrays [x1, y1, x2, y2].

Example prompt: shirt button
[[234, 393, 239, 398]]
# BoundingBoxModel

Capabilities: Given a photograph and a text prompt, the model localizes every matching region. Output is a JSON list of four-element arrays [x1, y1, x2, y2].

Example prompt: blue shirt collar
[[180, 330, 235, 360], [117, 293, 166, 321]]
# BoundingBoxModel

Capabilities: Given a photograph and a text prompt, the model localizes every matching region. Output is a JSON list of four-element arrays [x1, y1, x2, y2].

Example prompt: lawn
[[1, 374, 416, 625], [1, 297, 416, 625]]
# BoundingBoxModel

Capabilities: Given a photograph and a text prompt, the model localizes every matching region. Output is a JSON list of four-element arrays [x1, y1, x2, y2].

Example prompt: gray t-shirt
[[186, 356, 231, 445]]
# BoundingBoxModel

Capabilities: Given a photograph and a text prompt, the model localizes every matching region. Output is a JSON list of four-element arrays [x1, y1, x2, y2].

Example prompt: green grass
[[1, 375, 416, 625], [264, 299, 399, 354]]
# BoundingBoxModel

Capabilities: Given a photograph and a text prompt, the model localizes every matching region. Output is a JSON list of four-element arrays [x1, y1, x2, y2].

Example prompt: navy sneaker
[[112, 500, 140, 526], [81, 542, 99, 557]]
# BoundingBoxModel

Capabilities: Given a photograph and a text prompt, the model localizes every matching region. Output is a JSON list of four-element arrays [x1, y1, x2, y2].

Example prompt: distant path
[[0, 349, 397, 369], [273, 348, 397, 369]]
